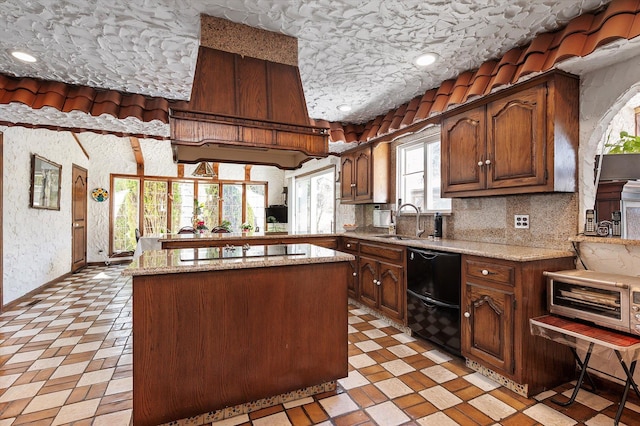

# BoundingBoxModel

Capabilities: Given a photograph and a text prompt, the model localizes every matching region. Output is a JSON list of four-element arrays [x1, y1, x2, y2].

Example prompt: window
[[111, 175, 267, 255], [397, 131, 451, 212], [293, 167, 335, 234]]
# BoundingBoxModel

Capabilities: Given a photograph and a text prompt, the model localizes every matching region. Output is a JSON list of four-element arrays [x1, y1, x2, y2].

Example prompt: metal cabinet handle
[[485, 159, 491, 165], [350, 183, 356, 187], [464, 312, 470, 318], [346, 243, 351, 248], [353, 272, 357, 277], [477, 161, 483, 167], [482, 269, 489, 275]]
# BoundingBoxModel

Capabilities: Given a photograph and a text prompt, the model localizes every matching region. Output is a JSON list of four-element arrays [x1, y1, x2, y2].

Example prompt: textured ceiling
[[0, 0, 613, 129]]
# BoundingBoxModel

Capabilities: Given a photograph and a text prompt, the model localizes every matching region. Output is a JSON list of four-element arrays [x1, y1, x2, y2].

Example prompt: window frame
[[109, 173, 268, 255], [396, 130, 451, 214], [290, 165, 336, 234]]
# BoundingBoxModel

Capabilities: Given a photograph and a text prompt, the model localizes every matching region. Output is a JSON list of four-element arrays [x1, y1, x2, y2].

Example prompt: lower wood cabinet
[[461, 254, 576, 396], [341, 239, 406, 324], [463, 281, 514, 374], [359, 256, 404, 321]]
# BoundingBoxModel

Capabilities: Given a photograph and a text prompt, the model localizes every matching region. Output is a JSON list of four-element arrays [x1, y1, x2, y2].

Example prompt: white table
[[133, 236, 163, 259]]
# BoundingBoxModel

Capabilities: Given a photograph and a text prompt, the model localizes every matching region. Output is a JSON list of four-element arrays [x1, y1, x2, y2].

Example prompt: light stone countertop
[[155, 231, 575, 262], [569, 235, 640, 247], [123, 243, 354, 277], [345, 232, 575, 262]]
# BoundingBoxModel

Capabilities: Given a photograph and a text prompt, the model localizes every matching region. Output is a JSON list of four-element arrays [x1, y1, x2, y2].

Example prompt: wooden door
[[487, 85, 547, 189], [72, 165, 88, 272], [442, 107, 486, 195], [358, 256, 378, 309], [340, 154, 355, 200], [353, 146, 372, 202], [378, 261, 404, 322], [462, 283, 514, 375]]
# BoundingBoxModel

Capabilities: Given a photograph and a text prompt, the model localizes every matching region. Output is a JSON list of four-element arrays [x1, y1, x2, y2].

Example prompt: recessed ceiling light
[[415, 53, 438, 67], [337, 104, 352, 112], [11, 51, 37, 63]]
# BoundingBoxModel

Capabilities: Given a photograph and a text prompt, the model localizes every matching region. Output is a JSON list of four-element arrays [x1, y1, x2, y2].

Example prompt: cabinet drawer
[[341, 239, 360, 253], [360, 242, 404, 264], [465, 259, 515, 286]]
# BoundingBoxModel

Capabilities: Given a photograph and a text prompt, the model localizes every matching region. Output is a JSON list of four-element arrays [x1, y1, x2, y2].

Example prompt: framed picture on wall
[[30, 154, 62, 210]]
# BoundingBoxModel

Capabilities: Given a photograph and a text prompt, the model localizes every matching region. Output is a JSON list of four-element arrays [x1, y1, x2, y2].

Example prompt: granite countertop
[[344, 232, 575, 262], [157, 232, 334, 242], [123, 243, 354, 277], [149, 230, 575, 262]]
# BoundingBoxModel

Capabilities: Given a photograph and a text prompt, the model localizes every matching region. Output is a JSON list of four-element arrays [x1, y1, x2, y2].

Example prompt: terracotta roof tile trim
[[0, 0, 638, 143]]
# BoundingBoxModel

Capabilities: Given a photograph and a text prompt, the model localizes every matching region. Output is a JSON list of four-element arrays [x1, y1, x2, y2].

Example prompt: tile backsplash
[[357, 193, 579, 250]]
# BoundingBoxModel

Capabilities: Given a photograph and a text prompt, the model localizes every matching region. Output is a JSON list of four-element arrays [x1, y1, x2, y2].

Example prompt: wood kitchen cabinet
[[357, 241, 405, 322], [340, 143, 389, 204], [441, 70, 579, 198], [339, 238, 360, 299], [461, 254, 576, 396]]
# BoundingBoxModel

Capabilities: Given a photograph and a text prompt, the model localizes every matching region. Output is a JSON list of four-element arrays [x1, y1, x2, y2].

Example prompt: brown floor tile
[[346, 387, 377, 409], [490, 387, 535, 410], [404, 401, 438, 419], [364, 370, 393, 382], [360, 384, 388, 405], [285, 406, 311, 426], [11, 407, 58, 425], [0, 399, 30, 419], [454, 383, 486, 401], [359, 365, 385, 376], [444, 405, 492, 426], [393, 393, 426, 409], [453, 402, 496, 425], [301, 402, 328, 424], [442, 377, 474, 393], [500, 412, 539, 426], [334, 409, 371, 426]]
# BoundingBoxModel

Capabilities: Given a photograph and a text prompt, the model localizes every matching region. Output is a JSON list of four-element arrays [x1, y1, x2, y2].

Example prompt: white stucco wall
[[578, 54, 640, 226], [1, 126, 89, 304], [2, 129, 285, 304]]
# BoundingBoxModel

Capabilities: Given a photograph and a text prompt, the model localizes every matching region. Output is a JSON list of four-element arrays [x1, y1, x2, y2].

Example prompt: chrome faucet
[[397, 203, 425, 237]]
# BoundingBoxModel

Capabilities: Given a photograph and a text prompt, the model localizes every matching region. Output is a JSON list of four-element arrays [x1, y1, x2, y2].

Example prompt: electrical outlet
[[514, 214, 529, 229]]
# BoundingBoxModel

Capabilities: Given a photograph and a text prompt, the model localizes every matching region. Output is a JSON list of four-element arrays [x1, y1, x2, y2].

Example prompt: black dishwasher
[[406, 247, 461, 356]]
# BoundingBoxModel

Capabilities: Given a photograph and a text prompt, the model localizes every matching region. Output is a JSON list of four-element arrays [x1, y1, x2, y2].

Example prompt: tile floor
[[0, 264, 639, 425]]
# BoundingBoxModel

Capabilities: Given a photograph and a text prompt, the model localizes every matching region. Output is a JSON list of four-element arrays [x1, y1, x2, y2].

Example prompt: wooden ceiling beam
[[129, 136, 144, 176], [71, 133, 90, 160]]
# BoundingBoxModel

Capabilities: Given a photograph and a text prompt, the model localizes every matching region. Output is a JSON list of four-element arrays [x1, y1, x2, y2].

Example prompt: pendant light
[[192, 161, 216, 178]]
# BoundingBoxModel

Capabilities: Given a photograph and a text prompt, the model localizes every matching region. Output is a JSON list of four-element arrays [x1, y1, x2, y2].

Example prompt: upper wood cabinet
[[340, 143, 389, 204], [441, 71, 579, 198]]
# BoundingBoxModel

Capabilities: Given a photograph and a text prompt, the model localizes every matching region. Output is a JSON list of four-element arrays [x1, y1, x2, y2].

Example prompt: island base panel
[[133, 262, 349, 426]]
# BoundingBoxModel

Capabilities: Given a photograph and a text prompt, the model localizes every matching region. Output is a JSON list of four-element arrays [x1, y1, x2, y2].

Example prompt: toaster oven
[[544, 269, 640, 336]]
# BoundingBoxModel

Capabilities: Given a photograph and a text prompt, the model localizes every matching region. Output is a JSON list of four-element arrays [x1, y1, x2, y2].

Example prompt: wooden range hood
[[170, 16, 329, 170]]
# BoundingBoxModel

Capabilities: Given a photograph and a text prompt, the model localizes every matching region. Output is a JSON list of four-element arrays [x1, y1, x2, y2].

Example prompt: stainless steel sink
[[375, 234, 419, 241]]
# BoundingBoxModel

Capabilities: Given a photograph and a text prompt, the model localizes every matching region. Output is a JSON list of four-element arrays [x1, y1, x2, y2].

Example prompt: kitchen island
[[123, 244, 354, 426]]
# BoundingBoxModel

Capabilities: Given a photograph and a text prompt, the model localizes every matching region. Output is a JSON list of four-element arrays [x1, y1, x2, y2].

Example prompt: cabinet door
[[340, 154, 355, 200], [442, 107, 486, 195], [353, 147, 372, 202], [347, 259, 358, 299], [486, 85, 547, 189], [358, 256, 378, 309], [378, 261, 404, 321], [462, 283, 514, 375]]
